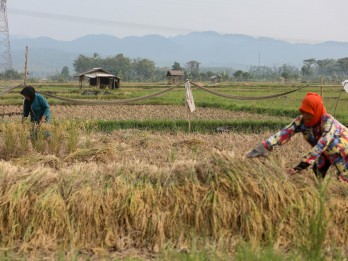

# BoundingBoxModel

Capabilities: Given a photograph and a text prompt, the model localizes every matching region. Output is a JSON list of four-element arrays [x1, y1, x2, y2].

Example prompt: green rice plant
[[168, 149, 176, 164], [82, 120, 98, 135], [31, 124, 50, 153], [233, 242, 304, 261], [67, 127, 79, 154], [62, 121, 82, 153], [33, 120, 94, 156], [2, 123, 18, 159], [95, 119, 290, 133], [296, 180, 329, 261], [0, 121, 84, 158], [47, 123, 64, 156], [1, 122, 32, 159], [18, 123, 30, 154], [158, 248, 226, 261]]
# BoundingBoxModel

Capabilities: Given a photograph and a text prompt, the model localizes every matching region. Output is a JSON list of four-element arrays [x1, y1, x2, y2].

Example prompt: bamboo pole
[[320, 76, 324, 99], [23, 46, 28, 86], [187, 106, 191, 132]]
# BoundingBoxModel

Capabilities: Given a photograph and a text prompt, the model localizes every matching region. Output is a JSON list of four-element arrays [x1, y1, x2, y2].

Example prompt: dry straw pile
[[0, 151, 348, 256], [0, 122, 348, 258]]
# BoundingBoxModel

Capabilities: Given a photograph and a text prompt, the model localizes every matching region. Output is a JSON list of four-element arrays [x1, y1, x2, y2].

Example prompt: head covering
[[299, 92, 326, 126], [20, 86, 36, 104]]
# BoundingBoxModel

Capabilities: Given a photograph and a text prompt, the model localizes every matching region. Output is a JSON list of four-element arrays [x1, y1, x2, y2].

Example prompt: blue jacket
[[23, 93, 51, 123]]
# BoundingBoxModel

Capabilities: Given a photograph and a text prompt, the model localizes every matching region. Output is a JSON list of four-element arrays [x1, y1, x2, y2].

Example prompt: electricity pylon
[[0, 0, 12, 71]]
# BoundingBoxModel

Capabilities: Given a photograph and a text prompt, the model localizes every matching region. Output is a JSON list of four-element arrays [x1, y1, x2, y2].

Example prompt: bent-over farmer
[[20, 86, 51, 139], [247, 92, 348, 182]]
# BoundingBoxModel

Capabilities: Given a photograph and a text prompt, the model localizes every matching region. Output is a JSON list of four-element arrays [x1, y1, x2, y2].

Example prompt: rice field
[[1, 81, 348, 260], [1, 104, 294, 121]]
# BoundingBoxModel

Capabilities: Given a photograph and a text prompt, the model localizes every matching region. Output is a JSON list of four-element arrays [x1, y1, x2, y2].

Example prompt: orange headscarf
[[299, 92, 326, 126]]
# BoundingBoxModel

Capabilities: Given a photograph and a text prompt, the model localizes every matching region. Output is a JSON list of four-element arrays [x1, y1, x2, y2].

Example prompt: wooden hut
[[76, 68, 120, 89], [209, 75, 222, 83], [166, 70, 184, 85]]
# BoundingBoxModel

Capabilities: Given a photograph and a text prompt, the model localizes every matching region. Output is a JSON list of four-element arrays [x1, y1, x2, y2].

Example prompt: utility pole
[[24, 46, 28, 85], [0, 0, 12, 72], [258, 51, 261, 80]]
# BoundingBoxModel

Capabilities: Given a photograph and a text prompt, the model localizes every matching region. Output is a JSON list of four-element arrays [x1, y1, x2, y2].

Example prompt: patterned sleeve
[[302, 117, 335, 164], [263, 116, 302, 150]]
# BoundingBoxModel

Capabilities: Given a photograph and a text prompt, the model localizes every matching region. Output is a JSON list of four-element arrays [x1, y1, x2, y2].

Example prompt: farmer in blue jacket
[[20, 86, 51, 139]]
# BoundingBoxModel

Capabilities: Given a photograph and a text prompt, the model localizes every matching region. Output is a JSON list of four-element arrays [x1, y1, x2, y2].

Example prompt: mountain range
[[10, 31, 348, 76]]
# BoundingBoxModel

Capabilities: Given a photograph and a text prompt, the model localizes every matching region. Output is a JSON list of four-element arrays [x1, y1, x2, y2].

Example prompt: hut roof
[[166, 70, 184, 76], [76, 68, 120, 79], [209, 75, 222, 79]]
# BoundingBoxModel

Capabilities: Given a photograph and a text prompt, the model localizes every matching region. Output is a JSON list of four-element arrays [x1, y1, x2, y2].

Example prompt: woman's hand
[[40, 116, 46, 125], [287, 161, 310, 175], [246, 143, 269, 158], [287, 168, 300, 175]]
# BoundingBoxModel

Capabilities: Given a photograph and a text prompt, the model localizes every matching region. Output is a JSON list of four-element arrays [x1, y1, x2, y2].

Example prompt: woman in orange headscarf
[[247, 92, 348, 182]]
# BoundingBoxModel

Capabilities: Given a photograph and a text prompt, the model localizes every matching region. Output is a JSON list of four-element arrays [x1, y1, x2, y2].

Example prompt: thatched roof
[[76, 68, 120, 79], [166, 70, 184, 76]]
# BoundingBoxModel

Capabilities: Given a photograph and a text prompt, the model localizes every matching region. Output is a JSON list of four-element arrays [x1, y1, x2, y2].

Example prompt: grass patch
[[94, 119, 291, 133]]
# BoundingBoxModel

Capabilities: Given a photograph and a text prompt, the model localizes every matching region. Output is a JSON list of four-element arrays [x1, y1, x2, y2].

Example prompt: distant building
[[166, 70, 184, 85], [209, 75, 222, 83], [76, 68, 120, 89]]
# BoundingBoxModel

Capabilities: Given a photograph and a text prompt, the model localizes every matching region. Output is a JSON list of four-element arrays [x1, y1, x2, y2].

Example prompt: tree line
[[234, 58, 348, 83], [73, 53, 162, 82], [71, 54, 348, 83], [1, 53, 347, 83]]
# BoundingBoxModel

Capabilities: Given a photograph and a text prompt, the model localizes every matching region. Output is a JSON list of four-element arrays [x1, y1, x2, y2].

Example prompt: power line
[[8, 8, 193, 33]]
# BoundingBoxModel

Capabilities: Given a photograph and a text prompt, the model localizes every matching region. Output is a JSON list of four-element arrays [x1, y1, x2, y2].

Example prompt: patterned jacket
[[263, 114, 348, 179]]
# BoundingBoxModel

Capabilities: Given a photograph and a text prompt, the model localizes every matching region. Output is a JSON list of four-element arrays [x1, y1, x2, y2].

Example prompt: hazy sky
[[7, 0, 348, 43]]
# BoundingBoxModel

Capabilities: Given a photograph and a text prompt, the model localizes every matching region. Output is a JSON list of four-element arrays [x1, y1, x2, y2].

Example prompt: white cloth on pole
[[342, 80, 348, 93], [185, 81, 196, 112]]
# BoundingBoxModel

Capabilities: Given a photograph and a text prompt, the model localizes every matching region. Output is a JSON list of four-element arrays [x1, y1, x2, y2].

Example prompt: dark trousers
[[313, 156, 331, 179]]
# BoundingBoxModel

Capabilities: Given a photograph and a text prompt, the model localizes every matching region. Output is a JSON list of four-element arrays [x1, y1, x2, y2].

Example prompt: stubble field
[[1, 82, 348, 260]]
